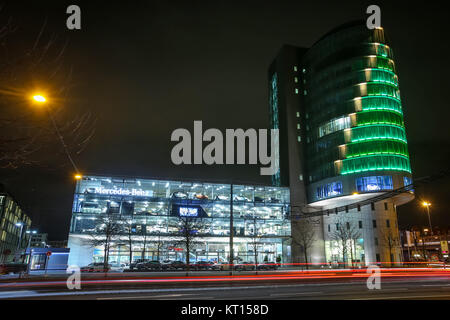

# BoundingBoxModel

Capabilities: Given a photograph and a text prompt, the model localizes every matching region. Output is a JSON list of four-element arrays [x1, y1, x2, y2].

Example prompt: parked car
[[171, 192, 188, 199], [194, 193, 209, 200], [109, 263, 126, 272], [129, 259, 150, 271], [257, 261, 279, 270], [136, 260, 162, 271], [215, 195, 230, 201], [254, 196, 265, 202], [234, 261, 256, 271], [268, 197, 280, 203], [168, 260, 187, 270], [80, 263, 111, 272], [233, 195, 251, 202], [0, 263, 27, 275], [214, 261, 232, 271], [193, 261, 216, 271]]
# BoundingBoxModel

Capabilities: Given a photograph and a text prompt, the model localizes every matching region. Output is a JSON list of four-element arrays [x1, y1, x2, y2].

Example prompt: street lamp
[[25, 230, 37, 274], [422, 201, 433, 235], [30, 93, 81, 176]]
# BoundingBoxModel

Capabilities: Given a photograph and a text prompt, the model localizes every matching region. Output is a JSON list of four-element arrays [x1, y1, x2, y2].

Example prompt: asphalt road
[[2, 271, 450, 300]]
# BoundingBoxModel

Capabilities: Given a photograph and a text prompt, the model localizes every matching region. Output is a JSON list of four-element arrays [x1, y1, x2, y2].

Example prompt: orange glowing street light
[[33, 94, 47, 103], [74, 174, 83, 180], [422, 201, 433, 235]]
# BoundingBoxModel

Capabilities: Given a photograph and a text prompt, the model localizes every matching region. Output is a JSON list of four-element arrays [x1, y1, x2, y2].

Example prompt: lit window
[[294, 77, 298, 83], [316, 181, 343, 199], [318, 116, 351, 138], [294, 66, 298, 72], [297, 123, 300, 130], [356, 176, 393, 192], [295, 88, 299, 94], [296, 112, 300, 118], [302, 68, 306, 73], [299, 174, 303, 181], [297, 136, 301, 142]]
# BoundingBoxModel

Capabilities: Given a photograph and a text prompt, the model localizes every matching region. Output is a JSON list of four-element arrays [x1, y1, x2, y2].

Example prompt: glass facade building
[[268, 21, 414, 266], [0, 189, 32, 263], [68, 175, 291, 267]]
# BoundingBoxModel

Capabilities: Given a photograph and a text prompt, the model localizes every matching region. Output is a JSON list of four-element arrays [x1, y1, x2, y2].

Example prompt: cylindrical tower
[[300, 22, 414, 266]]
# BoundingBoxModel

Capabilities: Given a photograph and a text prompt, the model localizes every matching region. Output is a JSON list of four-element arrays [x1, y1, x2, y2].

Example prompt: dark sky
[[1, 0, 449, 240]]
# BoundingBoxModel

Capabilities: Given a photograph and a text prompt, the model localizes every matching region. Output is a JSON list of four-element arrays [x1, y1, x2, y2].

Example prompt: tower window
[[295, 88, 299, 94], [296, 112, 300, 118], [386, 219, 390, 228], [297, 136, 301, 142], [359, 221, 363, 229], [384, 202, 388, 210], [371, 202, 375, 211], [297, 124, 301, 130], [373, 220, 377, 228], [294, 66, 298, 72], [294, 77, 298, 83]]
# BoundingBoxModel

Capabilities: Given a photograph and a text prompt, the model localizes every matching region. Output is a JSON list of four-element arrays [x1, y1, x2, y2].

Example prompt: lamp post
[[25, 230, 37, 274], [422, 202, 432, 235], [16, 222, 25, 254], [32, 94, 81, 176]]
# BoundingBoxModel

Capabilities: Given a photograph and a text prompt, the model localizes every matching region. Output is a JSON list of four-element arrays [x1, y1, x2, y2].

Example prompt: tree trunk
[[304, 249, 309, 270]]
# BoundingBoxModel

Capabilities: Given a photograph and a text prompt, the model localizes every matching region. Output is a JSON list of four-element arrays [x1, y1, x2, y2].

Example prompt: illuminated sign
[[441, 241, 449, 254], [179, 207, 198, 217], [91, 187, 151, 197]]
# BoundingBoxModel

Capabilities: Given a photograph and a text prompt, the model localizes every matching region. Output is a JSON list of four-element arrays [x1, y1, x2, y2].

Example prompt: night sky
[[1, 1, 449, 240]]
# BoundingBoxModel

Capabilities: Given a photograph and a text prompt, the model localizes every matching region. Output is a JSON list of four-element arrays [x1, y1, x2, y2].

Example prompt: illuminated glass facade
[[0, 191, 32, 262], [68, 175, 291, 266], [268, 22, 414, 266], [302, 25, 411, 184]]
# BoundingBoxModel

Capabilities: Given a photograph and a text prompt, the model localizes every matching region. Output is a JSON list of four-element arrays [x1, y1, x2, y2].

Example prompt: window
[[296, 112, 300, 118], [336, 223, 340, 231], [371, 202, 375, 211], [294, 66, 298, 72], [297, 124, 301, 130], [302, 68, 306, 73], [357, 204, 361, 212], [316, 181, 343, 199], [294, 77, 298, 83], [359, 221, 363, 229], [375, 238, 379, 246], [318, 116, 351, 138], [356, 176, 393, 192], [299, 174, 303, 181], [303, 90, 307, 95], [297, 136, 301, 142], [295, 88, 299, 94], [372, 220, 377, 228], [386, 219, 390, 228], [328, 224, 331, 232], [403, 176, 412, 186], [346, 222, 350, 230], [376, 253, 380, 262], [384, 202, 388, 210]]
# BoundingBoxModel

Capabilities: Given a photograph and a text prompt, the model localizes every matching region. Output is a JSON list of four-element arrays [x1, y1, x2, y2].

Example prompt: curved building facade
[[269, 22, 414, 266]]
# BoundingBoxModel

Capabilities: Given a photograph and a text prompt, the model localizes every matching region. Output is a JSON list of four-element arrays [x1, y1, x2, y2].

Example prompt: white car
[[109, 263, 126, 272]]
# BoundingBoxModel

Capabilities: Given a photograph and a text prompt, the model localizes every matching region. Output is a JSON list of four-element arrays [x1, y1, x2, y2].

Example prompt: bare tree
[[292, 218, 317, 270], [382, 228, 401, 267], [248, 217, 262, 271], [330, 216, 361, 268], [0, 13, 96, 169], [87, 214, 121, 271], [170, 217, 209, 272]]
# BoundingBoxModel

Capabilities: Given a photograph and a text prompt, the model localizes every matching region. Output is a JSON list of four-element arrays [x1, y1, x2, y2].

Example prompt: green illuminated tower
[[269, 21, 414, 265]]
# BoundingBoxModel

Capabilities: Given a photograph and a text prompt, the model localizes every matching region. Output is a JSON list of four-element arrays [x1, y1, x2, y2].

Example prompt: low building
[[0, 185, 32, 262], [400, 227, 450, 262], [68, 175, 291, 267], [30, 233, 48, 248]]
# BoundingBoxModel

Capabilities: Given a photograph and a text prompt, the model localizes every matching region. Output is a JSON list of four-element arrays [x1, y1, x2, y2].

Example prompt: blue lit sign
[[179, 207, 199, 217]]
